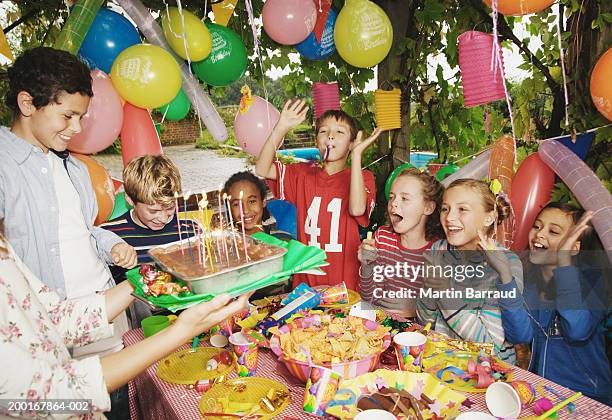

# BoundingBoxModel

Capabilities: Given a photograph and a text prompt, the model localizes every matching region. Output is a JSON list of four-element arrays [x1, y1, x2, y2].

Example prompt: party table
[[124, 329, 612, 419]]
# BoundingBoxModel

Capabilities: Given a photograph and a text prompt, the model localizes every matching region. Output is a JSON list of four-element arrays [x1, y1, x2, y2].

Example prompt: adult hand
[[358, 238, 377, 265], [351, 128, 384, 157], [477, 230, 513, 284], [111, 242, 138, 268], [276, 99, 308, 132], [175, 293, 250, 339]]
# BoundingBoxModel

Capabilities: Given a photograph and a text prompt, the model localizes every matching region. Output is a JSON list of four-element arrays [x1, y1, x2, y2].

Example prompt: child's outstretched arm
[[255, 99, 308, 180], [349, 128, 383, 216]]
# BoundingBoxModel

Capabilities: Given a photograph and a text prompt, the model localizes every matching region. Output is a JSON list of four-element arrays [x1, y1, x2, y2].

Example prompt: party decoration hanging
[[509, 153, 555, 251], [53, 0, 104, 54], [234, 88, 280, 156], [488, 135, 516, 248], [442, 149, 493, 187], [458, 31, 506, 107], [312, 0, 333, 43], [0, 27, 14, 61], [108, 191, 133, 221], [157, 89, 191, 122], [556, 131, 594, 160], [312, 82, 341, 120], [120, 103, 163, 167], [115, 0, 228, 142], [539, 140, 612, 260], [590, 48, 612, 121], [296, 8, 337, 61], [162, 7, 212, 61], [334, 0, 393, 68], [111, 44, 181, 109], [262, 0, 317, 45], [78, 8, 141, 73], [192, 23, 248, 87], [73, 153, 115, 225], [69, 70, 123, 154], [212, 0, 239, 27], [483, 0, 555, 16], [374, 88, 402, 130]]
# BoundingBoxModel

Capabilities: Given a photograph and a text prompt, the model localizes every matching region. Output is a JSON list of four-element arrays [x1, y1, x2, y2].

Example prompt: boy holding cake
[[256, 99, 383, 291]]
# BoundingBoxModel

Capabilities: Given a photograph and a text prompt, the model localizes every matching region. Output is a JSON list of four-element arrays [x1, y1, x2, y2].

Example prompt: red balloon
[[510, 153, 555, 251], [119, 102, 163, 167], [73, 154, 115, 225]]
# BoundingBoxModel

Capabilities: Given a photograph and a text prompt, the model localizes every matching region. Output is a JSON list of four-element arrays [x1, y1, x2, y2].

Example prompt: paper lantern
[[590, 48, 612, 121], [312, 82, 341, 120], [374, 88, 401, 129], [458, 31, 506, 108]]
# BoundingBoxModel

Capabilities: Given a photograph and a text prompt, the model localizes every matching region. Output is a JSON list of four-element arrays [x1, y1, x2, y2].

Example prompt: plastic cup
[[353, 409, 396, 420], [393, 331, 427, 372], [141, 315, 169, 337], [303, 365, 343, 417], [229, 332, 258, 377], [485, 382, 522, 418]]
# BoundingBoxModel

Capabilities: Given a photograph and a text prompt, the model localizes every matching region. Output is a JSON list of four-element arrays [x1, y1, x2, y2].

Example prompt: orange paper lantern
[[374, 88, 402, 130], [73, 154, 115, 225], [590, 48, 612, 121], [483, 0, 555, 16]]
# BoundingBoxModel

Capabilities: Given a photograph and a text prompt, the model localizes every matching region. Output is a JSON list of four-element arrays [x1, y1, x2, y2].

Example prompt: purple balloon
[[539, 140, 612, 261]]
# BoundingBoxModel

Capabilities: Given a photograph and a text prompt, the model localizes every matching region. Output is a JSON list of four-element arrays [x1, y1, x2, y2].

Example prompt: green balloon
[[192, 23, 247, 87], [157, 89, 191, 121], [434, 164, 460, 182], [108, 192, 133, 220], [385, 163, 416, 200]]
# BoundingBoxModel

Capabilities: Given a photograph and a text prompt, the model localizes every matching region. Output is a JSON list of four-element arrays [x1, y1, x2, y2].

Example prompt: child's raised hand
[[111, 242, 138, 269], [557, 210, 592, 266], [351, 128, 385, 157], [477, 230, 513, 284], [277, 98, 308, 132], [358, 238, 377, 265]]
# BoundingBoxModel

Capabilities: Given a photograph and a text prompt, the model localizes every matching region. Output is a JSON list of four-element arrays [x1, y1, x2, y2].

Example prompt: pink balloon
[[69, 70, 123, 154], [119, 102, 163, 166], [539, 140, 612, 261], [234, 96, 280, 157], [262, 0, 317, 45]]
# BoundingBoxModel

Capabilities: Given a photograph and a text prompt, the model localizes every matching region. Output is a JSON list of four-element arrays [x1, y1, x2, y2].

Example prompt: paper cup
[[354, 409, 396, 420], [319, 282, 349, 305], [229, 332, 258, 377], [485, 382, 522, 418], [393, 331, 426, 372], [303, 365, 343, 417], [141, 315, 169, 337]]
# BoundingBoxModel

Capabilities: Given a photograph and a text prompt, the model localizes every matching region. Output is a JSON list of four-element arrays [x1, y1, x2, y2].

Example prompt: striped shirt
[[101, 211, 198, 281], [359, 226, 433, 315]]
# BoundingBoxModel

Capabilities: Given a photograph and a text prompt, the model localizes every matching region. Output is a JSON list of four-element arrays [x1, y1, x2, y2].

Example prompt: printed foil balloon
[[295, 8, 337, 61]]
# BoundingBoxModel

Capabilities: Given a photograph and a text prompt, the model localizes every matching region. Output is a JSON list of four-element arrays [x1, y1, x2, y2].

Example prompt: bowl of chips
[[269, 314, 391, 382]]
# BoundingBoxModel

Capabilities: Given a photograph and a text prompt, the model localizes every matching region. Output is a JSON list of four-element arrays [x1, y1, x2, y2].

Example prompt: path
[[93, 144, 252, 193]]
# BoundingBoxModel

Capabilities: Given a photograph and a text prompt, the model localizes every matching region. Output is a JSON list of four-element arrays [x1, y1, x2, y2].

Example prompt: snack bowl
[[269, 315, 391, 383]]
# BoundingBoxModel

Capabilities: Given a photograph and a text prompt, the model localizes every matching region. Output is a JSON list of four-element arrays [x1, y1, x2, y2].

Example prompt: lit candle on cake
[[238, 190, 250, 261], [224, 194, 241, 259], [174, 192, 184, 255], [202, 199, 215, 270], [217, 185, 230, 265]]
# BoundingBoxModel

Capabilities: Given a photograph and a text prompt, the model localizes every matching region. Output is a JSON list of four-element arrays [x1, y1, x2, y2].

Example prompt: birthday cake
[[148, 233, 287, 295]]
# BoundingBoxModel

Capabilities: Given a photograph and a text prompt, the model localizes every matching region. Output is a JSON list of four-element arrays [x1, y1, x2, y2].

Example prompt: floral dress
[[0, 235, 113, 419]]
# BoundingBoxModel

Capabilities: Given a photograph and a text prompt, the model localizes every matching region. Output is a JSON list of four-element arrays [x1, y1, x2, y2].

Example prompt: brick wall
[[158, 118, 201, 146]]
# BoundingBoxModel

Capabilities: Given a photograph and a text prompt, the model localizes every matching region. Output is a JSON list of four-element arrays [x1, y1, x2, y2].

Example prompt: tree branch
[[3, 8, 40, 34]]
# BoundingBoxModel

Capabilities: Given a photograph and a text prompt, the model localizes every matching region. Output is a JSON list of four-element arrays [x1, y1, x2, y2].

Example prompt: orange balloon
[[590, 48, 612, 121], [73, 154, 116, 225], [488, 135, 515, 248], [483, 0, 554, 16]]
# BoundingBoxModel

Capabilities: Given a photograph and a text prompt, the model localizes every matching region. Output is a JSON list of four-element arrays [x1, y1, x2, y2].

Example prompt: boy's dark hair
[[224, 171, 268, 200], [315, 109, 358, 141], [6, 47, 93, 115]]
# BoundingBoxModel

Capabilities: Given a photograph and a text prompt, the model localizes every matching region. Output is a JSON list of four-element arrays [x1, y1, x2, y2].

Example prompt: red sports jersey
[[271, 161, 375, 290]]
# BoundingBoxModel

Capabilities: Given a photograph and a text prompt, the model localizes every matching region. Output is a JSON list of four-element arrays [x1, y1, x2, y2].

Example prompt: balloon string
[[555, 2, 570, 129]]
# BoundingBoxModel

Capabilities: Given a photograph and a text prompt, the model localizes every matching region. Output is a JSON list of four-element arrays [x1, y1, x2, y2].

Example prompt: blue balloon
[[295, 9, 336, 61], [79, 8, 141, 73]]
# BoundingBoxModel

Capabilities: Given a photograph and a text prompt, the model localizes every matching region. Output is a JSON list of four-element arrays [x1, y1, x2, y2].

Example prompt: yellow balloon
[[162, 7, 212, 61], [334, 0, 393, 68], [110, 44, 181, 109]]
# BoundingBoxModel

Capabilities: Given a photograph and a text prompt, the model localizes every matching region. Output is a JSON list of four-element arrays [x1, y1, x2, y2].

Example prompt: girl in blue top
[[500, 202, 612, 405]]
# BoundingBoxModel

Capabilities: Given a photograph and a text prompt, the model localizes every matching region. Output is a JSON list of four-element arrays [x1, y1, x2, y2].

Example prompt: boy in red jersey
[[256, 99, 383, 290]]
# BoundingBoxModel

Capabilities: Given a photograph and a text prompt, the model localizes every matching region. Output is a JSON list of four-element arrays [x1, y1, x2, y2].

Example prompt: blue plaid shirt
[[0, 127, 124, 298]]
